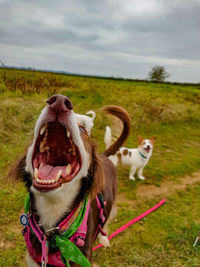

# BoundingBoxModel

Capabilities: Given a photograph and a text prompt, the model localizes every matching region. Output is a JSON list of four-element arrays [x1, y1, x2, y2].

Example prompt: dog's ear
[[150, 136, 156, 144], [138, 135, 143, 145], [8, 153, 32, 189], [9, 154, 26, 182], [89, 143, 104, 200]]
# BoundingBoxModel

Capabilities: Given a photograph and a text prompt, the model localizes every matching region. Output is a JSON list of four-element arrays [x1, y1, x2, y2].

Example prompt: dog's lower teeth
[[39, 163, 44, 168], [66, 164, 71, 175], [55, 170, 62, 181], [34, 168, 38, 179]]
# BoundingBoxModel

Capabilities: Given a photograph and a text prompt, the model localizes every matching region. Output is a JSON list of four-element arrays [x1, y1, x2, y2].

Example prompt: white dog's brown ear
[[138, 135, 143, 145], [90, 144, 104, 200], [150, 137, 156, 144]]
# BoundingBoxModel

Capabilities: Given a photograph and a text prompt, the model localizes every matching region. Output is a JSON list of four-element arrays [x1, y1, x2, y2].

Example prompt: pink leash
[[93, 198, 166, 251]]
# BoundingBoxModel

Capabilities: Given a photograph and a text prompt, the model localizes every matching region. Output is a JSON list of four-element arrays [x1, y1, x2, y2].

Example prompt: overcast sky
[[0, 0, 200, 82]]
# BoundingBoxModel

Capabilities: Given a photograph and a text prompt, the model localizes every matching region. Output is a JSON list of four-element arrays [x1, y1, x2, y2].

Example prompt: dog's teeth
[[66, 164, 71, 175], [55, 170, 62, 181], [40, 124, 47, 135], [67, 130, 70, 138], [45, 129, 48, 137], [36, 178, 40, 183], [34, 168, 38, 179], [40, 141, 45, 152], [39, 163, 44, 168]]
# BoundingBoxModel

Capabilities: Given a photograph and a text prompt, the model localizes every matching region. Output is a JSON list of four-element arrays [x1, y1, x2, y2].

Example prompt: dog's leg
[[129, 165, 136, 180], [98, 203, 117, 247], [26, 252, 39, 267], [99, 223, 110, 247], [137, 167, 145, 180]]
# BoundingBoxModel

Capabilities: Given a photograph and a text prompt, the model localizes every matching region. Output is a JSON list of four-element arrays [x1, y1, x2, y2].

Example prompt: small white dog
[[74, 110, 96, 135], [105, 126, 156, 180]]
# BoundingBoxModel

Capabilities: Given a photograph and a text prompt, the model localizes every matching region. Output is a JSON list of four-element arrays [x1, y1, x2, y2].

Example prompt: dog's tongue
[[38, 165, 66, 180]]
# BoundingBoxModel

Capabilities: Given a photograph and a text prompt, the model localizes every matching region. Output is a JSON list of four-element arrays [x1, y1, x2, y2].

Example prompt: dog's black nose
[[47, 94, 73, 112]]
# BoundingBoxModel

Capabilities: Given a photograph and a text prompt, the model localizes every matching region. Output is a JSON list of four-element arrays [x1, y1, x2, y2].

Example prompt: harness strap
[[93, 194, 107, 242], [29, 214, 48, 265]]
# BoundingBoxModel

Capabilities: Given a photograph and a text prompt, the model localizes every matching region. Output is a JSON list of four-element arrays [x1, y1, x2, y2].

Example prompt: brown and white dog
[[11, 95, 131, 267], [105, 126, 156, 181], [74, 111, 96, 136]]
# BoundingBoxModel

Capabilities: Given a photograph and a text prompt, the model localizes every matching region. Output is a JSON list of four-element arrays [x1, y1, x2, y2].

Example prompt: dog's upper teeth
[[39, 140, 46, 151], [67, 129, 70, 138], [45, 129, 48, 137], [66, 164, 71, 175], [40, 124, 47, 135], [55, 170, 62, 181], [34, 168, 38, 179]]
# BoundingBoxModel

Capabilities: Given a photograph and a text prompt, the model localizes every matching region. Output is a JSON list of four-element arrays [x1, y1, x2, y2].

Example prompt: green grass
[[94, 187, 200, 267], [0, 68, 200, 266]]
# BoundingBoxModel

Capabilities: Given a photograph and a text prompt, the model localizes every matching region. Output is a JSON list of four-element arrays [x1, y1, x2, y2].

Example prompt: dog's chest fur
[[33, 180, 81, 229]]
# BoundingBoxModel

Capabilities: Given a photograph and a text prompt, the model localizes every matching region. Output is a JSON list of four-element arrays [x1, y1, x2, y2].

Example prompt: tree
[[148, 65, 170, 82]]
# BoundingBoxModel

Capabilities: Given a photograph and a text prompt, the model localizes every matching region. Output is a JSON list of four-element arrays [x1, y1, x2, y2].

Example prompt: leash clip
[[41, 260, 47, 267]]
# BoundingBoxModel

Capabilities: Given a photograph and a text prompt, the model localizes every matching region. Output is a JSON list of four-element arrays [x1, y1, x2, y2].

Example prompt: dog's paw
[[138, 176, 145, 180], [129, 176, 135, 181], [99, 235, 110, 247]]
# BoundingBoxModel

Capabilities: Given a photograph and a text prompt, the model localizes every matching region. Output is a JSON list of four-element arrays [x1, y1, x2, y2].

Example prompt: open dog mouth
[[145, 147, 151, 153], [32, 122, 81, 191]]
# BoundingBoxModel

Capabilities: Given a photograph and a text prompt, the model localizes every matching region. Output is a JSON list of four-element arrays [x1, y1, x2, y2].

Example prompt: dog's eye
[[79, 125, 86, 133]]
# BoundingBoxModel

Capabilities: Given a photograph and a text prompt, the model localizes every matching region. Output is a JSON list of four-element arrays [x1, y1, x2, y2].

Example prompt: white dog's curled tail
[[86, 111, 96, 121], [104, 126, 112, 149]]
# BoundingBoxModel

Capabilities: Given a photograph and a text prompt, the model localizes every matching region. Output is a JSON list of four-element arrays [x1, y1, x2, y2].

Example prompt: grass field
[[0, 68, 200, 266]]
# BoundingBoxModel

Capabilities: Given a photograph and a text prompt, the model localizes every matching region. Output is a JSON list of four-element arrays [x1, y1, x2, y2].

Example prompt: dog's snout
[[64, 98, 73, 110], [47, 94, 73, 113], [147, 145, 151, 149]]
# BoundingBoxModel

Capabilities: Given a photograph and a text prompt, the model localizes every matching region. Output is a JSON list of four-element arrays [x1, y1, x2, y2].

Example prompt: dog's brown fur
[[11, 103, 131, 266]]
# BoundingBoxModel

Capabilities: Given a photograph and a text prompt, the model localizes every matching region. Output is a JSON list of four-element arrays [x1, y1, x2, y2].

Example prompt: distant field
[[0, 68, 200, 266]]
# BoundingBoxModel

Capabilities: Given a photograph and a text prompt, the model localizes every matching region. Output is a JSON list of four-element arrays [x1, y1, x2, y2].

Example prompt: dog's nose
[[47, 94, 73, 113]]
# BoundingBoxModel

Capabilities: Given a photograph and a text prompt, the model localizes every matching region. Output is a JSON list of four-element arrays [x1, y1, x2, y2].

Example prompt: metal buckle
[[44, 226, 59, 238]]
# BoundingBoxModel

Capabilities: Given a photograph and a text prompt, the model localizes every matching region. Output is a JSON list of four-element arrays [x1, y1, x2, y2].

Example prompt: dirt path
[[117, 171, 200, 205]]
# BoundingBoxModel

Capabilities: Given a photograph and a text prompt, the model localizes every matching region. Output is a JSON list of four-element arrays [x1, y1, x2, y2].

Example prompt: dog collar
[[138, 150, 147, 159], [21, 193, 91, 267]]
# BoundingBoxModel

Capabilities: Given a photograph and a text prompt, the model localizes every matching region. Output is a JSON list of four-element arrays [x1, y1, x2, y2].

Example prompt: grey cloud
[[0, 0, 200, 82]]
